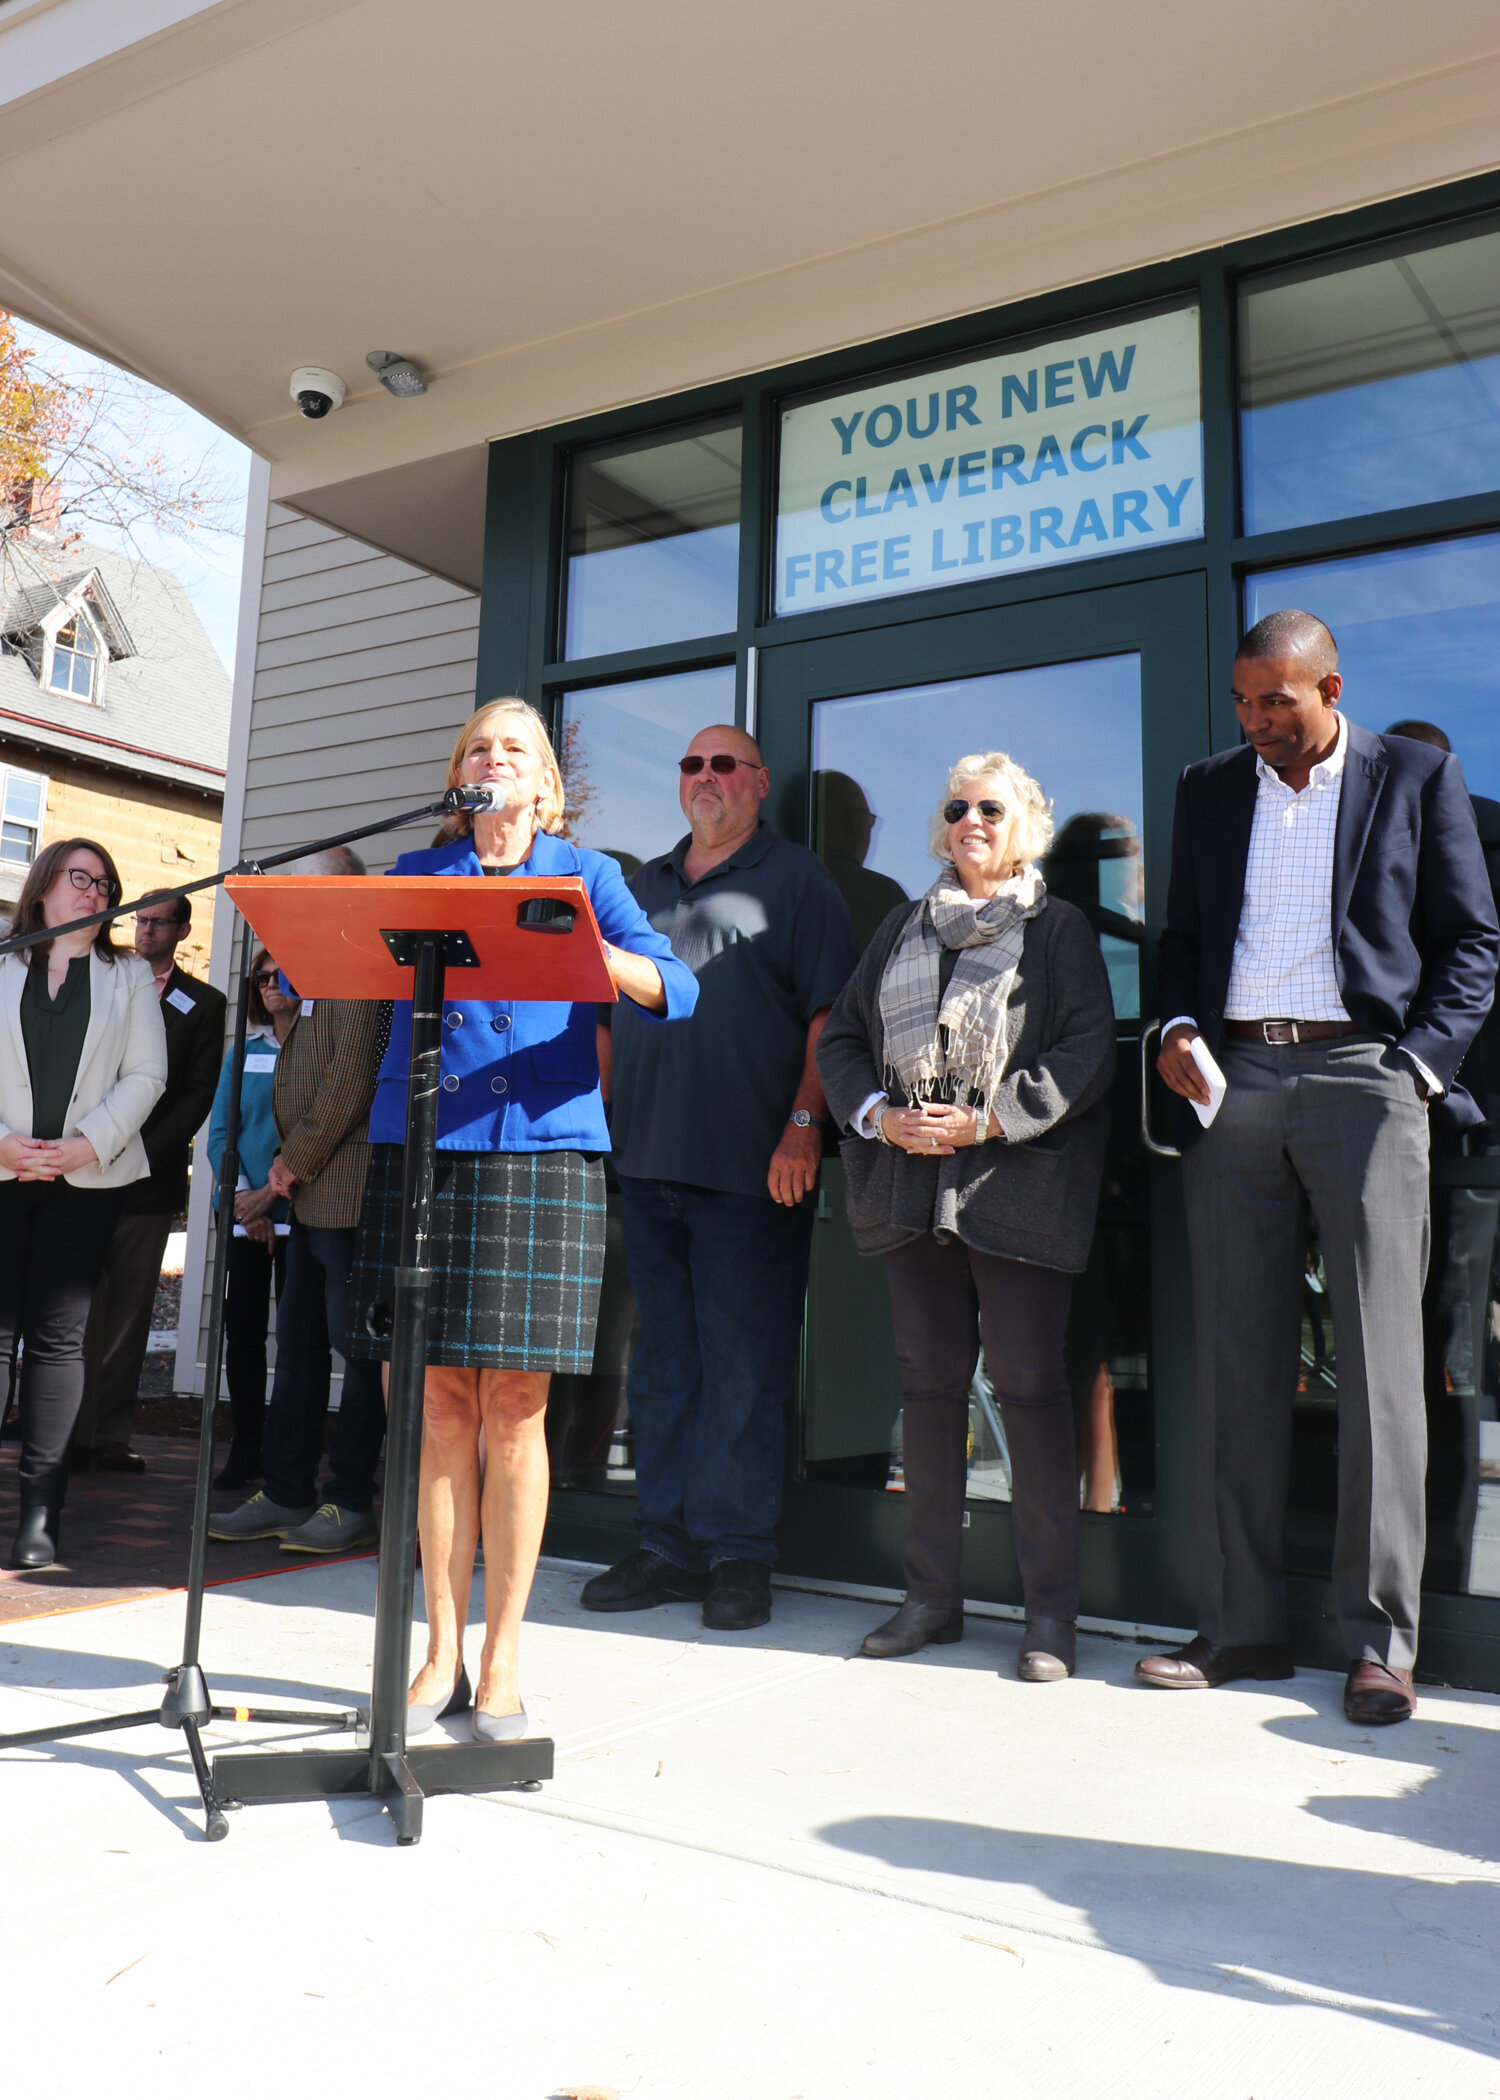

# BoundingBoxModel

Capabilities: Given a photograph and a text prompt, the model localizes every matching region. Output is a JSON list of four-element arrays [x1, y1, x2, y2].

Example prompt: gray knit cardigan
[[816, 895, 1117, 1273]]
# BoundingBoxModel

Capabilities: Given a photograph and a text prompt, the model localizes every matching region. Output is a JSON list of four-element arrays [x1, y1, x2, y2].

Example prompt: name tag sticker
[[244, 1052, 278, 1074], [301, 999, 315, 1016], [166, 987, 196, 1015]]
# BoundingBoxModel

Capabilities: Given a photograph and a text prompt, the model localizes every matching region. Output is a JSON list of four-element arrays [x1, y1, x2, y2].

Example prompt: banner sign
[[775, 305, 1202, 614]]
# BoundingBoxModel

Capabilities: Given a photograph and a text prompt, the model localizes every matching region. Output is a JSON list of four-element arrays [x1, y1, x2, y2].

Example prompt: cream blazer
[[0, 948, 168, 1187]]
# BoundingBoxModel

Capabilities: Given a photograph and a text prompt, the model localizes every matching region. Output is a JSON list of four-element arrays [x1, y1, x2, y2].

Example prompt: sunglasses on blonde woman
[[943, 798, 1006, 825]]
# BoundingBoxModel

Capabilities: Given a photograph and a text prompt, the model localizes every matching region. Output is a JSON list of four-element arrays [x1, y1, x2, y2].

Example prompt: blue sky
[[14, 319, 250, 674]]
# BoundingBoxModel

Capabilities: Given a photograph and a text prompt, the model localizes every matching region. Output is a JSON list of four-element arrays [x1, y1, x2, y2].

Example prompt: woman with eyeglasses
[[343, 698, 696, 1743], [204, 950, 297, 1488], [817, 753, 1116, 1680], [0, 838, 167, 1568]]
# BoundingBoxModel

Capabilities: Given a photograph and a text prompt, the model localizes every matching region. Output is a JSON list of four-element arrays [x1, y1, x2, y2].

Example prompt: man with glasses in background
[[582, 724, 858, 1630], [74, 893, 225, 1472]]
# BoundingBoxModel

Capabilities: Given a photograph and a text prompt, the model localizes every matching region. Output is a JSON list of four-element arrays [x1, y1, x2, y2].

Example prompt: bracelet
[[973, 1106, 988, 1146], [873, 1106, 894, 1144]]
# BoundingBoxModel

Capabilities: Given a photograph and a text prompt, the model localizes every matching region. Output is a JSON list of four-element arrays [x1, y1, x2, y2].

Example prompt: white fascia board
[[0, 0, 227, 103]]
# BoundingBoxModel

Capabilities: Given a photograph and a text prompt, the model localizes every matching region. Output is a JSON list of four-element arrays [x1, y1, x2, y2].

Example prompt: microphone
[[441, 782, 504, 813]]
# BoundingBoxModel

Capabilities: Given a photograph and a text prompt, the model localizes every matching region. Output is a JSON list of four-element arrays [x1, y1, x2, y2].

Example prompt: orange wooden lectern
[[209, 873, 615, 1843]]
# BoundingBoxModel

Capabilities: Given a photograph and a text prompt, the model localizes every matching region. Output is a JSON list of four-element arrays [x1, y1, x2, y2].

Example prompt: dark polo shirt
[[610, 825, 859, 1199]]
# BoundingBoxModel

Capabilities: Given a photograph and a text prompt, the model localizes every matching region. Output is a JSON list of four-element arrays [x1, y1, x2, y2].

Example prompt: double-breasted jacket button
[[491, 1014, 512, 1033], [491, 1075, 508, 1094], [445, 1011, 463, 1028], [441, 1074, 460, 1092]]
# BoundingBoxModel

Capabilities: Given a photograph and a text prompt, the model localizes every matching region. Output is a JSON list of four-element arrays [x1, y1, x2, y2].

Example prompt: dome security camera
[[290, 367, 346, 420]]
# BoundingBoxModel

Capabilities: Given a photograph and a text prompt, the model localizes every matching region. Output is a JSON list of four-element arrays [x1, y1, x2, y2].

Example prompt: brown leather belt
[[1222, 1019, 1359, 1046]]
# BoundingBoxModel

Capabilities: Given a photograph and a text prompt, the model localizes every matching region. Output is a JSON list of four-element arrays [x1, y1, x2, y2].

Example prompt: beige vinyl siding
[[178, 492, 479, 1397]]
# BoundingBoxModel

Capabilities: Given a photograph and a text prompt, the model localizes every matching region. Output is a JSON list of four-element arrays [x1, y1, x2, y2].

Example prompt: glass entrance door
[[758, 573, 1210, 1626]]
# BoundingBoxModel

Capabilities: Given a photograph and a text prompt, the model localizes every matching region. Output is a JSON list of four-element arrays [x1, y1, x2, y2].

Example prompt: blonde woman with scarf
[[817, 752, 1116, 1679]]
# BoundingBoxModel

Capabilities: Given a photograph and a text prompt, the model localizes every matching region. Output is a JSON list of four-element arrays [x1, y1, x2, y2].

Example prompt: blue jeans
[[262, 1222, 386, 1513], [618, 1178, 815, 1569]]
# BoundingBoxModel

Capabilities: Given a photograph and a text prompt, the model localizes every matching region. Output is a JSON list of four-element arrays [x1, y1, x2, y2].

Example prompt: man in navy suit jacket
[[1138, 610, 1498, 1725]]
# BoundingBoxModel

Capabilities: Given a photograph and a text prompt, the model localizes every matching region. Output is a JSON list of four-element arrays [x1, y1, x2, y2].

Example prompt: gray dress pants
[[1182, 1036, 1431, 1669]]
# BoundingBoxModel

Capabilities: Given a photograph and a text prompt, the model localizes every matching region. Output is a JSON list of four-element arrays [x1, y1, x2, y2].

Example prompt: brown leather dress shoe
[[1344, 1659, 1415, 1726], [96, 1442, 147, 1473], [1135, 1634, 1295, 1689]]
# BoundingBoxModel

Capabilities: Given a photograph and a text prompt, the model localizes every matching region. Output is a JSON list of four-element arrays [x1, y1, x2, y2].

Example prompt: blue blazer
[[1159, 719, 1500, 1133], [368, 829, 698, 1152]]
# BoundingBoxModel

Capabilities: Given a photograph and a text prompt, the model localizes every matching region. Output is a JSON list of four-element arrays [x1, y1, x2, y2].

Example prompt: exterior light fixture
[[366, 351, 428, 398]]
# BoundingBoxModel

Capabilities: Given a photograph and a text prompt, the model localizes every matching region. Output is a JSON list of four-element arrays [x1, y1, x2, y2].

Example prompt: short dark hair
[[170, 893, 192, 927], [13, 837, 124, 962], [1237, 609, 1338, 678], [1386, 719, 1450, 753]]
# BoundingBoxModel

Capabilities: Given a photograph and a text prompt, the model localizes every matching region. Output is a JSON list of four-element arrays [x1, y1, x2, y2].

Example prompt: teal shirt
[[20, 955, 92, 1139], [206, 1034, 288, 1221]]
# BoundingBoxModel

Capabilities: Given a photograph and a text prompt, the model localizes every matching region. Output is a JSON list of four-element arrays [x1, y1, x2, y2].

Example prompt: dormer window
[[48, 613, 99, 699]]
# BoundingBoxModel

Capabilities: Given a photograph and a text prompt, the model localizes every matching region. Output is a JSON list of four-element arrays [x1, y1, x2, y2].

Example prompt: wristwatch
[[788, 1110, 826, 1129]]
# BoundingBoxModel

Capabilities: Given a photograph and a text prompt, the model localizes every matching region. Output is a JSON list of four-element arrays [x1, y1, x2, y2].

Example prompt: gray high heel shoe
[[406, 1661, 471, 1735], [471, 1701, 530, 1743]]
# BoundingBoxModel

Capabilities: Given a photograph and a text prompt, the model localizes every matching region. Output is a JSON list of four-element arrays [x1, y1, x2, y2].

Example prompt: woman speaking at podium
[[346, 700, 696, 1740]]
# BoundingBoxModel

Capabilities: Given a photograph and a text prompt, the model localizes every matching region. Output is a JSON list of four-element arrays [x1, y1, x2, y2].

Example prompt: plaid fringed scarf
[[877, 867, 1048, 1110]]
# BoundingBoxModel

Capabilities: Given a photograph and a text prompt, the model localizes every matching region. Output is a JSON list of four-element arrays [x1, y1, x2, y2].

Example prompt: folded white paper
[[1189, 1035, 1227, 1129]]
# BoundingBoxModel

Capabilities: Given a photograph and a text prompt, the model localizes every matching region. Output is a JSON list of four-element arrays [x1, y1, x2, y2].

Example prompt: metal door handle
[[1140, 1020, 1182, 1159]]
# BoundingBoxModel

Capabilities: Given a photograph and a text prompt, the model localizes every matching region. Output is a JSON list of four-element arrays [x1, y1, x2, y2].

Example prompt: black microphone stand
[[0, 791, 482, 1838]]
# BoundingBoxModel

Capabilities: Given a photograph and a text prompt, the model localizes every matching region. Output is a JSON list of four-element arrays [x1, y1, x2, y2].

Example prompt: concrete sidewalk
[[2, 1559, 1497, 2099]]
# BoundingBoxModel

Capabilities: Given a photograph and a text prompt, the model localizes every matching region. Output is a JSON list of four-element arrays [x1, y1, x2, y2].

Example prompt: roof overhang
[[3, 0, 1499, 582]]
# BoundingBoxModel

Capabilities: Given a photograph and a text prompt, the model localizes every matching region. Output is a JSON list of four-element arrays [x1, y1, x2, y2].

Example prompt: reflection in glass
[[1246, 533, 1500, 802], [803, 655, 1152, 1513], [1240, 217, 1500, 533], [1288, 1207, 1500, 1599], [564, 417, 741, 660], [560, 664, 736, 873], [549, 664, 736, 1492], [1248, 539, 1500, 1594]]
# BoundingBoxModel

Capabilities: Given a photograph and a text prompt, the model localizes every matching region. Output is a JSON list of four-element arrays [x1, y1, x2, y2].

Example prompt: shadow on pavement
[[817, 1804, 1500, 2056]]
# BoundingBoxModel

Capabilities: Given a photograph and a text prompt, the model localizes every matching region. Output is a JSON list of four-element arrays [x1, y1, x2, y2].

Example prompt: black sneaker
[[703, 1559, 772, 1631], [579, 1549, 710, 1612]]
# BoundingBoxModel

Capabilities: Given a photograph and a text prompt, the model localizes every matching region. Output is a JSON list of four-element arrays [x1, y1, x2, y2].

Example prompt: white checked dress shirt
[[1223, 710, 1350, 1021], [1167, 710, 1441, 1091]]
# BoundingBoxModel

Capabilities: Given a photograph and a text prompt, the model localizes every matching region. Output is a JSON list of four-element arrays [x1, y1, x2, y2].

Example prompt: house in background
[[0, 485, 229, 964]]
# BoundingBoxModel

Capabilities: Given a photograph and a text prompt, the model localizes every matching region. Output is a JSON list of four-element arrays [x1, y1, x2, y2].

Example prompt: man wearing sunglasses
[[582, 724, 859, 1631], [74, 893, 225, 1473]]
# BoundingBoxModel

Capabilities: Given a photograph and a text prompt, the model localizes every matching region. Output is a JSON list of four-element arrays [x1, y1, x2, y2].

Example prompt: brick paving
[[0, 1431, 375, 1623]]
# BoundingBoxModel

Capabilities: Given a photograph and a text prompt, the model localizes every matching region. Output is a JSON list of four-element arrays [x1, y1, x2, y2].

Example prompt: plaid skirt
[[344, 1145, 607, 1372]]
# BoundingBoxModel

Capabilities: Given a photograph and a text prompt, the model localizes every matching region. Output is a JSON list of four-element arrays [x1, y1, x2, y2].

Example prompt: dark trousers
[[1182, 1037, 1430, 1669], [884, 1233, 1079, 1624], [262, 1222, 385, 1513], [619, 1177, 816, 1568], [0, 1179, 126, 1510], [223, 1231, 286, 1472], [77, 1209, 174, 1452]]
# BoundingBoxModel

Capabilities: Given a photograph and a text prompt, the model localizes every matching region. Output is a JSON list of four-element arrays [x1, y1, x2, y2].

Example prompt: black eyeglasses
[[943, 798, 1007, 825], [252, 969, 282, 989], [679, 754, 763, 776], [65, 866, 117, 899]]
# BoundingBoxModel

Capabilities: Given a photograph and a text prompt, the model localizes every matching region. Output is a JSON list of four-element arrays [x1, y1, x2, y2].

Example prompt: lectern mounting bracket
[[381, 928, 479, 968]]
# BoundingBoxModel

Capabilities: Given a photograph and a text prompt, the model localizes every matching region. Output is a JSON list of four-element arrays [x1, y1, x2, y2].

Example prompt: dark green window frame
[[476, 168, 1500, 771], [474, 168, 1500, 1686]]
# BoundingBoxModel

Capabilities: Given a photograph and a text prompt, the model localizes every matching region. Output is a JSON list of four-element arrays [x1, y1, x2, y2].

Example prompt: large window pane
[[1245, 536, 1500, 1596], [1240, 217, 1500, 534], [564, 417, 741, 660], [804, 656, 1153, 1516], [559, 664, 736, 874], [1245, 533, 1500, 798]]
